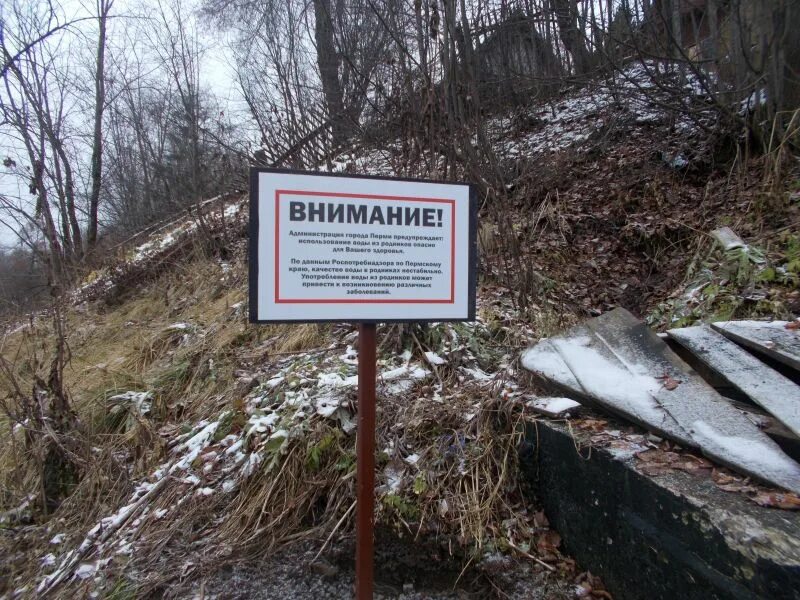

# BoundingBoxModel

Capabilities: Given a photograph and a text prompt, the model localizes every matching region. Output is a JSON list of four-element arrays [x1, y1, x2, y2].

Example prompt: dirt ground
[[177, 534, 576, 600]]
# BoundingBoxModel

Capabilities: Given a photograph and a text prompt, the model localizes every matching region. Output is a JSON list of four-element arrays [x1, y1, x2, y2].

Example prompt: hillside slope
[[1, 65, 798, 599]]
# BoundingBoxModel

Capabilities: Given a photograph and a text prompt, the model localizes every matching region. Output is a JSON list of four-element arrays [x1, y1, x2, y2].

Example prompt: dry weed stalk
[[763, 109, 800, 194]]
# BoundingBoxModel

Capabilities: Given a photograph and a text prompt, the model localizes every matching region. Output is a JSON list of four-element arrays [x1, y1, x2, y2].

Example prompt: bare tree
[[0, 0, 79, 281], [205, 0, 394, 160], [86, 0, 114, 252], [0, 8, 93, 78]]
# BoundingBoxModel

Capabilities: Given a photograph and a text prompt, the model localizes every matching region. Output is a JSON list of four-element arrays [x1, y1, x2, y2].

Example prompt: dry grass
[[270, 324, 329, 354], [0, 243, 386, 595], [380, 388, 525, 551]]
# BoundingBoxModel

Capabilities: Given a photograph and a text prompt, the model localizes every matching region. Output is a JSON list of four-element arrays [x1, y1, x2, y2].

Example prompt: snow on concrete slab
[[668, 325, 800, 438], [521, 308, 800, 493], [521, 334, 690, 444], [712, 320, 800, 374], [525, 396, 581, 417]]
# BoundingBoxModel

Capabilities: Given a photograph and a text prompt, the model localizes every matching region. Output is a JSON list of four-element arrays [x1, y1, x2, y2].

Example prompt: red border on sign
[[274, 190, 456, 304]]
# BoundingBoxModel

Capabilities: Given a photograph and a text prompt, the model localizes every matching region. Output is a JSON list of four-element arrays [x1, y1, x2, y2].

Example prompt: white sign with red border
[[249, 169, 477, 323]]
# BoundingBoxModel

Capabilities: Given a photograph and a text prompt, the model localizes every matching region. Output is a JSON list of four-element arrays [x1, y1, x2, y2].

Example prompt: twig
[[506, 539, 556, 572], [311, 499, 356, 562]]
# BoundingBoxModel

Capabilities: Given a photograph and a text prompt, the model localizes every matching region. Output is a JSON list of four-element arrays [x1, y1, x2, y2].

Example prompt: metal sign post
[[355, 322, 376, 599], [249, 168, 476, 599]]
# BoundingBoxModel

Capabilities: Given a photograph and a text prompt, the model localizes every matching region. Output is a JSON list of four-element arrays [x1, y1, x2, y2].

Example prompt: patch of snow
[[692, 421, 800, 492], [338, 410, 356, 435], [242, 452, 262, 477], [605, 439, 649, 460], [315, 394, 343, 418], [74, 563, 97, 580], [340, 345, 359, 365], [424, 351, 447, 366], [266, 376, 285, 388], [404, 453, 420, 466], [41, 554, 56, 567], [116, 541, 133, 555], [170, 420, 221, 472], [269, 428, 289, 441], [662, 151, 689, 169], [225, 439, 244, 456], [223, 203, 240, 218], [486, 60, 710, 164], [247, 412, 280, 434], [381, 364, 430, 394], [318, 371, 358, 388], [108, 391, 152, 416], [522, 336, 668, 426], [715, 319, 788, 330], [383, 463, 404, 492], [526, 397, 581, 416], [461, 366, 494, 382]]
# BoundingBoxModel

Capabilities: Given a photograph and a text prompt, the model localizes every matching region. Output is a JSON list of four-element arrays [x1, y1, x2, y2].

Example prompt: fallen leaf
[[638, 464, 673, 477], [656, 373, 681, 390], [712, 469, 737, 484], [674, 460, 712, 474], [636, 449, 680, 464], [751, 492, 800, 510], [785, 321, 800, 330], [712, 469, 757, 493], [533, 510, 549, 529], [576, 418, 608, 431], [536, 530, 562, 557], [539, 529, 561, 548], [636, 449, 665, 463]]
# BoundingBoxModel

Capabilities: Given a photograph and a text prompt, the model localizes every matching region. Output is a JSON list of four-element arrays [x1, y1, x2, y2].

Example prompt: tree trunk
[[550, 0, 591, 74], [313, 0, 348, 145], [87, 0, 112, 251]]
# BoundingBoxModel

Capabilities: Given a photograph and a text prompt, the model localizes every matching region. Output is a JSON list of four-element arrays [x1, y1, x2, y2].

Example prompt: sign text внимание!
[[249, 170, 476, 323]]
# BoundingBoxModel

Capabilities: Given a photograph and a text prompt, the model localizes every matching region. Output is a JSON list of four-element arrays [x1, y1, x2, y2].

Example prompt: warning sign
[[249, 169, 477, 322]]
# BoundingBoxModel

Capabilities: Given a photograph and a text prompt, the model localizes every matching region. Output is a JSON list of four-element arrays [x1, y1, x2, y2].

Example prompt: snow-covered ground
[[321, 61, 714, 179], [486, 61, 712, 162]]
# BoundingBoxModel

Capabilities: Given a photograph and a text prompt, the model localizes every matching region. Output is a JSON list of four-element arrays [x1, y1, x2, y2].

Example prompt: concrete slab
[[712, 321, 800, 374], [668, 326, 800, 438], [521, 308, 800, 493], [520, 418, 800, 600]]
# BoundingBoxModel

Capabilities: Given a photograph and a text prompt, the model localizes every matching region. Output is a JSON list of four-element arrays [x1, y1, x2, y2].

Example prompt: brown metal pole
[[355, 322, 377, 600]]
